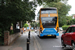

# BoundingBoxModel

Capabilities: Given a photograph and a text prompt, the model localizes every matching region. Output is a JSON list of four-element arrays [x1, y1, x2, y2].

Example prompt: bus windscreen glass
[[41, 17, 57, 28], [41, 9, 57, 14]]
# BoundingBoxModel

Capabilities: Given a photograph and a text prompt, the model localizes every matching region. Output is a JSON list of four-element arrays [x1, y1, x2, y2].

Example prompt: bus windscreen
[[41, 9, 57, 14], [41, 17, 57, 28]]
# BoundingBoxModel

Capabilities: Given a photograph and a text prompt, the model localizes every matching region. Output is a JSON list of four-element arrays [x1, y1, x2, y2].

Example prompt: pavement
[[0, 31, 35, 50]]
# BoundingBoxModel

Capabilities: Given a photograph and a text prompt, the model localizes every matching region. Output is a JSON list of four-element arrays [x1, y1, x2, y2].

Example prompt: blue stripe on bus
[[40, 28, 59, 36]]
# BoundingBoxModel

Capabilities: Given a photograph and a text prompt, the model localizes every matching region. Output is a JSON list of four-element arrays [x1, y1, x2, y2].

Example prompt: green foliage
[[43, 2, 71, 27], [70, 19, 75, 25], [0, 28, 4, 45], [0, 34, 1, 36], [30, 22, 39, 28], [0, 0, 35, 31], [10, 30, 14, 35], [37, 23, 40, 27], [62, 25, 70, 30], [37, 0, 66, 5], [0, 28, 2, 37], [0, 0, 35, 27], [24, 23, 29, 28], [0, 0, 35, 45], [31, 23, 35, 27], [66, 16, 72, 25]]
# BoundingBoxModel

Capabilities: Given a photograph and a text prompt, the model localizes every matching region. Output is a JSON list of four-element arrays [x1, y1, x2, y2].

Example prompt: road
[[4, 31, 73, 50], [31, 31, 73, 50]]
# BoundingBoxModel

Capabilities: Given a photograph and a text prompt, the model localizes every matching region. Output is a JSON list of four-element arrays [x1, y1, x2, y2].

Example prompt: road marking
[[32, 32, 42, 50], [33, 36, 38, 50], [31, 33, 38, 50]]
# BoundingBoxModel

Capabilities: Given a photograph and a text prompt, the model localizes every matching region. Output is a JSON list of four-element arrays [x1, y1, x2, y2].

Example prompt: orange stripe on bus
[[41, 14, 58, 17], [41, 14, 48, 17], [50, 14, 58, 17]]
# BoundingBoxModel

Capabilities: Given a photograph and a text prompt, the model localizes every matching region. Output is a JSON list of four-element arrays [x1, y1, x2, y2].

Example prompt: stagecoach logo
[[46, 30, 53, 32]]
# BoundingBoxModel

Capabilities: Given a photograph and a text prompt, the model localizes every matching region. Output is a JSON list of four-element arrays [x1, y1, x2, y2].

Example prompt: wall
[[4, 31, 21, 45]]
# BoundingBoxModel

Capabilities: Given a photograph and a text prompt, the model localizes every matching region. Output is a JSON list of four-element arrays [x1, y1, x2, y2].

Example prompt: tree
[[66, 16, 72, 25], [36, 0, 68, 5], [23, 23, 29, 28], [70, 19, 75, 25], [0, 0, 36, 45], [37, 0, 67, 4], [31, 22, 35, 27], [43, 2, 71, 26], [0, 0, 35, 31]]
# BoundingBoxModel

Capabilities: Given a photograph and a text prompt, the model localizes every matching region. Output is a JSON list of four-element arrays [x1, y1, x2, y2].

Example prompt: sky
[[34, 5, 43, 21], [35, 0, 75, 16], [29, 0, 75, 21], [67, 0, 75, 16]]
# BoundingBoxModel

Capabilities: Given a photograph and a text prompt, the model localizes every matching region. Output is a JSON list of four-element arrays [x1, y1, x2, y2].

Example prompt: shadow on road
[[60, 47, 73, 50], [38, 36, 58, 39]]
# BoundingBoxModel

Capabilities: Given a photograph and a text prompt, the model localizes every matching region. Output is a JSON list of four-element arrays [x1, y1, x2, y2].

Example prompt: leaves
[[23, 23, 29, 28], [43, 2, 71, 26], [0, 0, 36, 40], [36, 0, 61, 4], [70, 19, 75, 25]]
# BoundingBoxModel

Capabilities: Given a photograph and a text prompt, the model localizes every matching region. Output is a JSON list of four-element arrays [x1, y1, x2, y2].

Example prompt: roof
[[40, 7, 57, 10]]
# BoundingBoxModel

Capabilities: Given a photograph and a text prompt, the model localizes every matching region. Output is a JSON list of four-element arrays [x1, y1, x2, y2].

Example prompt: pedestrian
[[24, 28, 26, 31], [21, 30, 23, 34]]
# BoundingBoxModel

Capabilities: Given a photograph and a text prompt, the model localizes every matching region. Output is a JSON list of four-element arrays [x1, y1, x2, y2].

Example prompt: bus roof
[[40, 7, 57, 10]]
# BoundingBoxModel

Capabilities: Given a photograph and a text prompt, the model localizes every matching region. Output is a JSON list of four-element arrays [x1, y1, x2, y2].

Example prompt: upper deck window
[[41, 9, 57, 14]]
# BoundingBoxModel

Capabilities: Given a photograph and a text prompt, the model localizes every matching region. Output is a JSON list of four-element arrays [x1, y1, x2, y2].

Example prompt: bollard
[[27, 38, 29, 50], [28, 31, 30, 39]]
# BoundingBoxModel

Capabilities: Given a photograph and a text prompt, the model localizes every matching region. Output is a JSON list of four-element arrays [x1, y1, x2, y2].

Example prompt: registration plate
[[47, 35, 51, 36]]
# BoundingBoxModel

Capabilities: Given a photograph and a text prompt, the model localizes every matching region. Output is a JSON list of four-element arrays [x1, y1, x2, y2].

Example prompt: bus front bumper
[[40, 33, 59, 37]]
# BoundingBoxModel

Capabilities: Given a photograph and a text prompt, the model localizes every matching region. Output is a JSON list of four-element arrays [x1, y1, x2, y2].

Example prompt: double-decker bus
[[39, 7, 59, 38]]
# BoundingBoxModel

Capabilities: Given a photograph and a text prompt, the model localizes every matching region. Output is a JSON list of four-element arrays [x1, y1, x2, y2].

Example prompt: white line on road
[[32, 32, 42, 50]]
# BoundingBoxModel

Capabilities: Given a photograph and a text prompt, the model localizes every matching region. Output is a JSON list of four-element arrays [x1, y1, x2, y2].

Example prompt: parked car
[[61, 25, 75, 49], [59, 27, 63, 31]]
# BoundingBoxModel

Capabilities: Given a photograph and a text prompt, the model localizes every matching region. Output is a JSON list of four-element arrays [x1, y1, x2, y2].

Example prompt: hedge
[[62, 25, 70, 30]]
